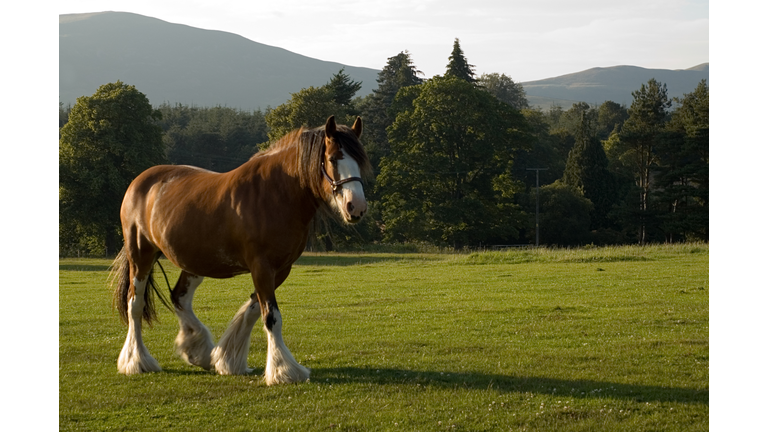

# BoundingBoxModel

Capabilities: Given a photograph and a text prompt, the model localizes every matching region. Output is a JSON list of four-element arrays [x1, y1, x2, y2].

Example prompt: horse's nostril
[[347, 202, 355, 213]]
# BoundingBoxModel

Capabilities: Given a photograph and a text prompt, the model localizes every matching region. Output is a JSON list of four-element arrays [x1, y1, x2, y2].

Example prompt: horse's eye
[[329, 158, 338, 167]]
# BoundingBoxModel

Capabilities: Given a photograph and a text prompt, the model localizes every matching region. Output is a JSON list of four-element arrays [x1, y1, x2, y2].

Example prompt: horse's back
[[121, 165, 237, 267], [127, 165, 216, 192]]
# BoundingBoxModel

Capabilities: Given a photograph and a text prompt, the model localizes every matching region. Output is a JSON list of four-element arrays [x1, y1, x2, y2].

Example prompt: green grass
[[60, 244, 708, 431]]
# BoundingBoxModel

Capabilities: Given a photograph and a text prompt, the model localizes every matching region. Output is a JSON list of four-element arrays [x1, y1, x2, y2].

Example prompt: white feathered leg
[[173, 275, 214, 370], [211, 299, 261, 375], [117, 277, 161, 374], [264, 307, 310, 385]]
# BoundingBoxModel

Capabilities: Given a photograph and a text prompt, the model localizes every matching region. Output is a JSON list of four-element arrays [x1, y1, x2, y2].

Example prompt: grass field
[[59, 244, 708, 431]]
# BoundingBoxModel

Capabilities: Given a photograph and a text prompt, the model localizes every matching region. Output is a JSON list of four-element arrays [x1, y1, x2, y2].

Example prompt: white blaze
[[334, 149, 367, 220]]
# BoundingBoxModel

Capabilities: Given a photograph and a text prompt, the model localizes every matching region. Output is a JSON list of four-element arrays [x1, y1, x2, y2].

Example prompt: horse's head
[[322, 116, 368, 224]]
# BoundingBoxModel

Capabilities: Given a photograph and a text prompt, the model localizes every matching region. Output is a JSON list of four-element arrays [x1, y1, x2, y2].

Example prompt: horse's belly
[[162, 244, 250, 279]]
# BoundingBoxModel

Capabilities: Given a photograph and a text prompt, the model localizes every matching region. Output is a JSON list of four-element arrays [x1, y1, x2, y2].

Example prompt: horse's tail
[[109, 247, 172, 327]]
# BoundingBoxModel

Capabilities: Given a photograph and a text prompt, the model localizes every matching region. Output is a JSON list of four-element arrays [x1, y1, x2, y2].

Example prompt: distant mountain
[[59, 12, 381, 110], [521, 64, 709, 109], [60, 12, 708, 112]]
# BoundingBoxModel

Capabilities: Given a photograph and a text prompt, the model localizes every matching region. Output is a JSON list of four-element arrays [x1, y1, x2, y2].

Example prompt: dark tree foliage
[[58, 68, 708, 252], [59, 102, 71, 128], [264, 86, 341, 144], [653, 80, 709, 242], [359, 51, 424, 170], [532, 181, 593, 246], [562, 112, 617, 230], [619, 78, 672, 244], [515, 109, 567, 188], [478, 73, 529, 110], [60, 81, 165, 256], [157, 104, 267, 172], [265, 70, 367, 145], [378, 76, 530, 248], [597, 101, 629, 140], [551, 102, 593, 135], [326, 68, 362, 110], [445, 38, 476, 83]]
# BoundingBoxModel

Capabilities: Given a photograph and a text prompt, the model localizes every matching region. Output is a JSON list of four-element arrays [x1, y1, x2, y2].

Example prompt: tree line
[[59, 39, 708, 256]]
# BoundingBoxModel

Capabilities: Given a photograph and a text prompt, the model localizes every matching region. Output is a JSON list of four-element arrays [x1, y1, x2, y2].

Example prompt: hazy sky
[[58, 0, 709, 82]]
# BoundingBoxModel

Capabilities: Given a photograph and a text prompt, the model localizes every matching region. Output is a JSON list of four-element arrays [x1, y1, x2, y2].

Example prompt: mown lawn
[[60, 244, 708, 431]]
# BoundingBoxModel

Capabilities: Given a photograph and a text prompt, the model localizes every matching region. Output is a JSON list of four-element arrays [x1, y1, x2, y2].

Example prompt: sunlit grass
[[60, 244, 708, 431]]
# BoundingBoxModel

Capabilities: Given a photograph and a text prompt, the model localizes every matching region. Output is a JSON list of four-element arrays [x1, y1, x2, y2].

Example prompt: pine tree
[[372, 52, 423, 109], [562, 111, 616, 230], [619, 79, 672, 244], [445, 38, 476, 83], [653, 80, 709, 242], [325, 68, 362, 111], [359, 51, 423, 168]]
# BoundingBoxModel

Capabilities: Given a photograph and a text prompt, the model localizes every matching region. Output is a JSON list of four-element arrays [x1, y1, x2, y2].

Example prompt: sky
[[57, 0, 709, 82]]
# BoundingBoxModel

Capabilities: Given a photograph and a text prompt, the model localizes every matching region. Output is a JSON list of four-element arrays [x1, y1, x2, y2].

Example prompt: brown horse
[[110, 116, 371, 385]]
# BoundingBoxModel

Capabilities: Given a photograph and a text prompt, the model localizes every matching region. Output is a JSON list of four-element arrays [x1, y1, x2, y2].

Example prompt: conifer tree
[[562, 111, 616, 230], [654, 79, 709, 241], [445, 38, 476, 83], [371, 52, 423, 109], [326, 68, 362, 111], [618, 78, 672, 244], [360, 51, 423, 168]]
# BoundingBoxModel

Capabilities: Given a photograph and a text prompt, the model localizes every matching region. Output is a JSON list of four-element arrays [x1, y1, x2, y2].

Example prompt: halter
[[321, 160, 363, 194]]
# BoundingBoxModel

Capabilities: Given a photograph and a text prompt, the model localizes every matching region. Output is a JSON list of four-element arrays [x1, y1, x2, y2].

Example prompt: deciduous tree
[[378, 76, 529, 248], [265, 70, 364, 144], [59, 81, 165, 255], [477, 73, 529, 110], [596, 100, 628, 140], [532, 181, 593, 246], [264, 86, 341, 143]]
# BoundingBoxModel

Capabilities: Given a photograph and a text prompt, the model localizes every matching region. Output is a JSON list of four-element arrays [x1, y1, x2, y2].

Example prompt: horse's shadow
[[159, 366, 707, 405], [308, 367, 708, 405]]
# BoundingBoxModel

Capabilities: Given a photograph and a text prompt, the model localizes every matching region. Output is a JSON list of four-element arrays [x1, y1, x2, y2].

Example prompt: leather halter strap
[[321, 160, 363, 193]]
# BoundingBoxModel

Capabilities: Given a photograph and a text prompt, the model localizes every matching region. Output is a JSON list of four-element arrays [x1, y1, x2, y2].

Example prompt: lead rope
[[155, 259, 173, 298]]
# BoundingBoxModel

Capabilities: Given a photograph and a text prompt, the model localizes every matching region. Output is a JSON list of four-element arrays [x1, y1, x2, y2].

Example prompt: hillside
[[59, 12, 381, 110], [60, 11, 708, 111], [521, 64, 709, 109]]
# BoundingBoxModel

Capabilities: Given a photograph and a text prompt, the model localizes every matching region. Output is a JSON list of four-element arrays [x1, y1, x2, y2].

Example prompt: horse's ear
[[325, 116, 336, 138], [352, 116, 363, 139]]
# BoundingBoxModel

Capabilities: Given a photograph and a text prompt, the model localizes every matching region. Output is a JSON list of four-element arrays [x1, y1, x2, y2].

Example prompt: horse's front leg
[[261, 294, 310, 385]]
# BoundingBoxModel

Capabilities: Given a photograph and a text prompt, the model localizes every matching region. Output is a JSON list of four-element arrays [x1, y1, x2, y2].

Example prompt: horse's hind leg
[[172, 272, 214, 370], [117, 251, 161, 374]]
